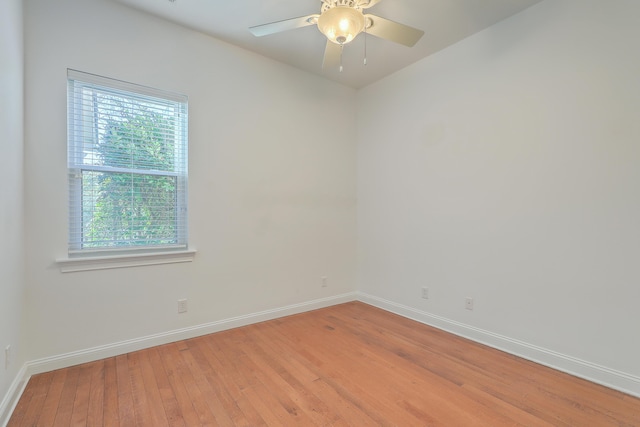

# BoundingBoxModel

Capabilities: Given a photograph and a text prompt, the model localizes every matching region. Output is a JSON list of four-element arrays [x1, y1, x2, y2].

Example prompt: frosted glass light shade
[[317, 6, 365, 45]]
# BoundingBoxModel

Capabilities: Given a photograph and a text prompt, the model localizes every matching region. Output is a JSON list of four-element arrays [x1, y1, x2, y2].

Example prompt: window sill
[[56, 250, 196, 273]]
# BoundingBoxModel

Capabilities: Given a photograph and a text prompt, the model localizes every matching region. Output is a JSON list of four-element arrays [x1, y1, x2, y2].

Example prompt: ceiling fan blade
[[364, 14, 424, 47], [357, 0, 384, 9], [322, 40, 342, 70], [249, 14, 319, 37]]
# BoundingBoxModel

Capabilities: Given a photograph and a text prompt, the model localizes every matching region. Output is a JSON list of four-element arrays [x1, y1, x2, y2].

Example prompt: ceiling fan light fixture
[[317, 6, 365, 45]]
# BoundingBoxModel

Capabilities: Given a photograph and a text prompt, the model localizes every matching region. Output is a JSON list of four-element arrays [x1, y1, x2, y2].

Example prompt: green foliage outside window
[[81, 105, 179, 248]]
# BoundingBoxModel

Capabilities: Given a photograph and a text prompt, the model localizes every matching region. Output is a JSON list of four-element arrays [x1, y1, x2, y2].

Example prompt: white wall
[[0, 0, 26, 419], [357, 0, 640, 393], [23, 0, 357, 362]]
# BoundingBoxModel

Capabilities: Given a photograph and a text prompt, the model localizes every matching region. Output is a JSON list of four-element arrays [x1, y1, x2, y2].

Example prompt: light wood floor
[[8, 302, 640, 426]]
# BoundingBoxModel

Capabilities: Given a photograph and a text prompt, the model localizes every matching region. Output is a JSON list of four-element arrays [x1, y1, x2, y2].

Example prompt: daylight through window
[[67, 70, 188, 254]]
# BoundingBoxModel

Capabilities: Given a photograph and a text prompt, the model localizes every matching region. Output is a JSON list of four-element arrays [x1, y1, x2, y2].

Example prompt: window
[[67, 70, 188, 255]]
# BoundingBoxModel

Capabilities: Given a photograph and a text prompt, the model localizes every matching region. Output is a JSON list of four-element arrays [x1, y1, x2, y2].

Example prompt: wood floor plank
[[310, 314, 524, 425], [190, 333, 267, 426], [102, 356, 120, 427], [185, 337, 250, 426], [237, 327, 341, 426], [70, 362, 95, 426], [225, 332, 319, 426], [180, 340, 238, 426], [250, 321, 386, 425], [114, 353, 135, 426], [14, 371, 54, 426], [128, 350, 169, 427], [7, 377, 35, 425], [86, 360, 105, 427], [203, 330, 283, 426], [156, 342, 205, 426], [163, 342, 220, 425], [34, 368, 67, 426], [146, 347, 186, 427], [52, 365, 81, 426], [261, 314, 428, 425], [8, 302, 640, 426], [137, 349, 171, 427]]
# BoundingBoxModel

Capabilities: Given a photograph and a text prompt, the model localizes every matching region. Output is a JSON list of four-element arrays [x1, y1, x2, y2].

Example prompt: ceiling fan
[[249, 0, 424, 71]]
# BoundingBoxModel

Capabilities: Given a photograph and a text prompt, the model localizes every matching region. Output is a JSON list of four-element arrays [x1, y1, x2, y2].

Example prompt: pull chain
[[364, 25, 368, 65], [340, 44, 344, 72]]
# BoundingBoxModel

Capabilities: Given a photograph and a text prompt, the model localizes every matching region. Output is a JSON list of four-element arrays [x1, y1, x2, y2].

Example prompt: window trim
[[56, 249, 196, 273], [66, 69, 189, 257]]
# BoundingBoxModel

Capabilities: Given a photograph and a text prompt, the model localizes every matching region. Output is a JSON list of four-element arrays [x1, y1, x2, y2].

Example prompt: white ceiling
[[114, 0, 543, 89]]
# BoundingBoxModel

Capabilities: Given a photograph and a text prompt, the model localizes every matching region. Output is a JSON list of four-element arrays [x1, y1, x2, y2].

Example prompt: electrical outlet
[[5, 345, 11, 370], [421, 287, 429, 299], [178, 299, 188, 314], [321, 276, 328, 287], [465, 297, 474, 310]]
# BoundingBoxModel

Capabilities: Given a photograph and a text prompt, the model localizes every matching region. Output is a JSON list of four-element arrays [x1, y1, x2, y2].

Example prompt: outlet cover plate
[[4, 345, 10, 369], [465, 297, 474, 310], [178, 299, 188, 314]]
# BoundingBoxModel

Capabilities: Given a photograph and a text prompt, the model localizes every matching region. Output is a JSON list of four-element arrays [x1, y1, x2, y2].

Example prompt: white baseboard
[[0, 364, 28, 427], [0, 291, 357, 426], [358, 291, 640, 399], [25, 292, 358, 376]]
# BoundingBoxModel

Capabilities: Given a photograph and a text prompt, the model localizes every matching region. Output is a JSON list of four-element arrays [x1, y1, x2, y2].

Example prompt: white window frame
[[60, 70, 193, 271]]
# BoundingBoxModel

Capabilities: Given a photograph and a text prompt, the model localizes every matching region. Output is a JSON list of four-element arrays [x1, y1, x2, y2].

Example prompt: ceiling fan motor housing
[[318, 0, 366, 45], [321, 0, 361, 13]]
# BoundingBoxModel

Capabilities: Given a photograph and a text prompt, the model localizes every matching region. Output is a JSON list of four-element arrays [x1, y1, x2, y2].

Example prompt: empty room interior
[[2, 0, 640, 425]]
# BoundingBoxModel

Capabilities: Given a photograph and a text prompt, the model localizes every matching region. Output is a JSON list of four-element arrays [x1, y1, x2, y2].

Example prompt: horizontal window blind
[[67, 69, 188, 253]]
